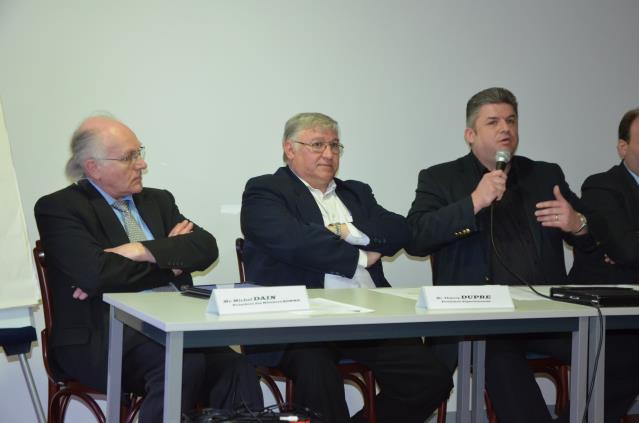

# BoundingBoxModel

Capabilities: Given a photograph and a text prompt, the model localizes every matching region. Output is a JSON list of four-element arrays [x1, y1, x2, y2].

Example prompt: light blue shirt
[[624, 162, 639, 187], [87, 179, 155, 240]]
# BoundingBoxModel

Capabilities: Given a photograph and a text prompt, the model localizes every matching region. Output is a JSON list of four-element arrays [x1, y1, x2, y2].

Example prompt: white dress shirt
[[295, 174, 376, 289]]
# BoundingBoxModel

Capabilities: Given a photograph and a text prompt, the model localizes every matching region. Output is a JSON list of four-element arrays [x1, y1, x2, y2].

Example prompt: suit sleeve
[[581, 177, 639, 265], [35, 190, 217, 296], [552, 165, 598, 252], [348, 183, 410, 257], [405, 168, 478, 257], [241, 177, 360, 278], [140, 189, 218, 272]]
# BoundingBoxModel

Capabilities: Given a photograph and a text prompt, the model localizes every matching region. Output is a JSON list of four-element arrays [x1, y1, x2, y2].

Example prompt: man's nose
[[498, 120, 510, 132], [135, 158, 148, 169]]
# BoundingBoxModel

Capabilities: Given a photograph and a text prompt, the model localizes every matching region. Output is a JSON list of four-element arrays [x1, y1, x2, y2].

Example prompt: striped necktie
[[111, 200, 147, 242]]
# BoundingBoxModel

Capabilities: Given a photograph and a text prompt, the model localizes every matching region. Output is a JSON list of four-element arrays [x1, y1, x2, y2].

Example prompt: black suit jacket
[[240, 166, 410, 288], [34, 180, 217, 388], [568, 163, 639, 283], [406, 153, 594, 285]]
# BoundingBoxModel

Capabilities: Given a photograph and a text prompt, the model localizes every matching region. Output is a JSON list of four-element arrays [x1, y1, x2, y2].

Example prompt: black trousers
[[55, 331, 264, 423], [277, 338, 453, 423], [430, 331, 639, 423]]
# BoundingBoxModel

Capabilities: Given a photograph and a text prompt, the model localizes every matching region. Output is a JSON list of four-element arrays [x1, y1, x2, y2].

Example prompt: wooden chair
[[33, 240, 142, 423], [236, 238, 448, 423]]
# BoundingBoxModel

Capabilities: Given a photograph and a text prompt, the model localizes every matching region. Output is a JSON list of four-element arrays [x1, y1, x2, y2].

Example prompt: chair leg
[[123, 395, 143, 423], [362, 370, 376, 423], [557, 364, 570, 415], [256, 369, 287, 412], [51, 389, 106, 423], [437, 398, 448, 423], [285, 378, 294, 411]]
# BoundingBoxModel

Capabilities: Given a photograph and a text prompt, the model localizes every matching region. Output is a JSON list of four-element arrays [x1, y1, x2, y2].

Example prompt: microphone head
[[495, 150, 511, 171]]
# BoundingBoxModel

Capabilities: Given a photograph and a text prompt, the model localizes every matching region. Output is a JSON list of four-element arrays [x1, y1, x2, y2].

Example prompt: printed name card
[[206, 285, 310, 315], [416, 285, 514, 310]]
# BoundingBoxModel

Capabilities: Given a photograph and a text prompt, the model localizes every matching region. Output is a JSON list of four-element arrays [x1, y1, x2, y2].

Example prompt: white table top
[[103, 287, 597, 333]]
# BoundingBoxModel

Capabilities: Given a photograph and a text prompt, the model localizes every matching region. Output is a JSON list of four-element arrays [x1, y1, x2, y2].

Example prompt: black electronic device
[[549, 286, 639, 307], [180, 283, 260, 299]]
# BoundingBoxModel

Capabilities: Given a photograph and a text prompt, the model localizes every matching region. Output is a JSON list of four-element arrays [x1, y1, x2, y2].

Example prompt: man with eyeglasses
[[240, 112, 452, 423], [34, 115, 263, 422]]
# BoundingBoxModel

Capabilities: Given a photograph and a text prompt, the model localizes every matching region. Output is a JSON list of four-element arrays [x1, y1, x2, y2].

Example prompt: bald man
[[34, 115, 262, 422]]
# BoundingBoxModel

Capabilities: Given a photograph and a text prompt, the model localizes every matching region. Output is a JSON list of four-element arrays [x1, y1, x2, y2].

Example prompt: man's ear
[[464, 127, 475, 146], [84, 158, 100, 180], [283, 140, 295, 161], [617, 139, 628, 160]]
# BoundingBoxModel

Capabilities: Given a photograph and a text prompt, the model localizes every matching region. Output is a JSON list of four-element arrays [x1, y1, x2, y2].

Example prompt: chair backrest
[[235, 237, 246, 282], [33, 240, 54, 330], [32, 240, 65, 385]]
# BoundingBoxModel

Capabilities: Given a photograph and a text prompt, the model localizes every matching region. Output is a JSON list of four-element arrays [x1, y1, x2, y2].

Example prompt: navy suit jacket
[[240, 166, 410, 365], [406, 153, 595, 285], [241, 166, 410, 288], [569, 163, 639, 283], [34, 179, 217, 389]]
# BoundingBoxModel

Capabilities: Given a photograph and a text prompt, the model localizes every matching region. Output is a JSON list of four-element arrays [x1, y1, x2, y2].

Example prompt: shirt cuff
[[345, 223, 370, 246], [357, 249, 368, 268]]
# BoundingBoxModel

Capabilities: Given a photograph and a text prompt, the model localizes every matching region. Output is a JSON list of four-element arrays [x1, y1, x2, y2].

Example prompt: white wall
[[1, 1, 638, 421]]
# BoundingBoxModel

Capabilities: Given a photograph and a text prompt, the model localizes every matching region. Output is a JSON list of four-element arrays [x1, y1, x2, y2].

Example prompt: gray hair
[[282, 113, 339, 162], [466, 87, 518, 129], [65, 114, 112, 181]]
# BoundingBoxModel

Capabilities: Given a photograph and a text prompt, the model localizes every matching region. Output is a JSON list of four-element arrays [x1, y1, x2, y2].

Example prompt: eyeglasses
[[96, 146, 146, 164], [293, 141, 344, 155]]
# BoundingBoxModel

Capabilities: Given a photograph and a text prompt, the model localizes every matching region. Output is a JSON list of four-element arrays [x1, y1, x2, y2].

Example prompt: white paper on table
[[290, 297, 373, 315]]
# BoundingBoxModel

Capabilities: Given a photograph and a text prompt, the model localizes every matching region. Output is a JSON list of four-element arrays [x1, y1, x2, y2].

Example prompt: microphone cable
[[489, 203, 603, 423]]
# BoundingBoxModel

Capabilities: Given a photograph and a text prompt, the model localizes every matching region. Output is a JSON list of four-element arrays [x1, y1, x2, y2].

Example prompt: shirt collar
[[288, 166, 337, 196], [86, 178, 134, 206], [623, 161, 639, 186]]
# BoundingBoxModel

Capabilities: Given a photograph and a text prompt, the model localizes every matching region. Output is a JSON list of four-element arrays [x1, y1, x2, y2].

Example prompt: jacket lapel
[[458, 153, 483, 200], [133, 191, 165, 239], [334, 180, 363, 221], [280, 167, 325, 224], [615, 163, 639, 227], [78, 180, 130, 246]]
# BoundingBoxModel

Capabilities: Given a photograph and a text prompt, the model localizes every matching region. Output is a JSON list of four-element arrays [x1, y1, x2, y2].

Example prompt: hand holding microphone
[[470, 150, 511, 214]]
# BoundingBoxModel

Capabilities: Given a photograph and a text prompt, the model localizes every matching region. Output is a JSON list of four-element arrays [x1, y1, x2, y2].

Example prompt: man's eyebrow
[[310, 137, 340, 143]]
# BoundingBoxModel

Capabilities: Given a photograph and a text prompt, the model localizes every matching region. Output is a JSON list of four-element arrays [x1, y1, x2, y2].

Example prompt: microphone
[[495, 150, 511, 171]]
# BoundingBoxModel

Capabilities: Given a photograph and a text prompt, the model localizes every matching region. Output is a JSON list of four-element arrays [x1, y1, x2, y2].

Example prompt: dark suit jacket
[[568, 163, 639, 284], [34, 179, 217, 389], [240, 166, 410, 288], [240, 166, 409, 366], [406, 153, 594, 285]]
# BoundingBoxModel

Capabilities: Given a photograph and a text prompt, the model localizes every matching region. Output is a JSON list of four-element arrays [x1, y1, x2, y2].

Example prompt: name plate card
[[416, 285, 514, 310], [206, 285, 310, 315]]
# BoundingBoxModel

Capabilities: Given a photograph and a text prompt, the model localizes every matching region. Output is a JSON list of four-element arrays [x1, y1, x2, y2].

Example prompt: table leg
[[587, 314, 605, 423], [569, 316, 589, 423], [472, 340, 486, 423], [106, 306, 123, 423], [457, 340, 472, 423], [163, 331, 184, 423]]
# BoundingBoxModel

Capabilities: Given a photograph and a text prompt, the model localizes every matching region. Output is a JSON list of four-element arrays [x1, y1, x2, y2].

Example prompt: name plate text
[[206, 286, 310, 315], [416, 285, 514, 310]]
